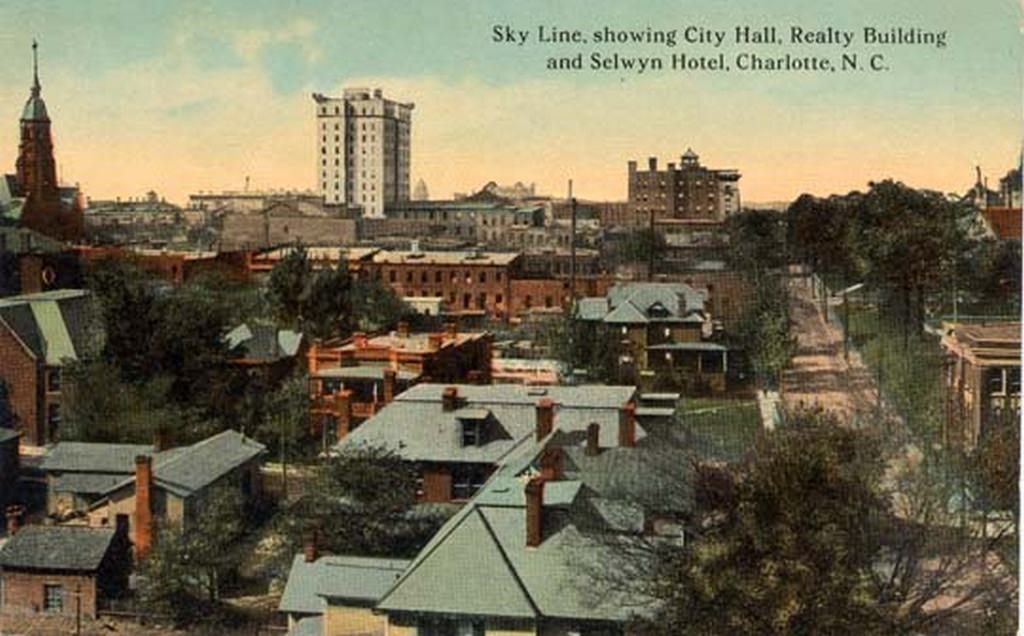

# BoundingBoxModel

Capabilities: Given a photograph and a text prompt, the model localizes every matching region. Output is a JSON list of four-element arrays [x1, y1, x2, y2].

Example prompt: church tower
[[15, 40, 82, 242]]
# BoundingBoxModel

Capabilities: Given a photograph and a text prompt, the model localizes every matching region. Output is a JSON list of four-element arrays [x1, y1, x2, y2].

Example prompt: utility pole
[[568, 179, 577, 301], [647, 209, 655, 282], [280, 413, 288, 500], [75, 584, 81, 636]]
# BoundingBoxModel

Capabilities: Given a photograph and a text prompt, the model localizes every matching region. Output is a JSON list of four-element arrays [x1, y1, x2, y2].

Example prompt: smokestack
[[397, 321, 410, 338], [382, 369, 396, 404], [335, 390, 353, 439], [648, 156, 657, 171], [442, 386, 459, 412], [304, 528, 320, 563], [535, 398, 554, 441], [353, 332, 368, 349], [585, 423, 600, 456], [539, 447, 563, 481], [618, 402, 636, 448], [445, 321, 457, 340], [525, 477, 544, 548], [628, 160, 637, 174], [134, 455, 154, 560], [5, 504, 24, 536]]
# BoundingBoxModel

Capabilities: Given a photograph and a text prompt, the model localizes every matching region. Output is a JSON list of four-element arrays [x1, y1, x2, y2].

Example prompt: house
[[40, 441, 154, 518], [83, 430, 266, 559], [577, 282, 730, 392], [278, 542, 409, 635], [374, 428, 674, 635], [0, 522, 130, 619], [0, 289, 104, 445], [308, 323, 493, 438], [335, 383, 641, 503], [227, 322, 306, 384], [940, 322, 1021, 449]]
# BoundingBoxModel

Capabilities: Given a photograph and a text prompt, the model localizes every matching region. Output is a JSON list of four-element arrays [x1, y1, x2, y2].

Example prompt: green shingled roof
[[0, 290, 102, 364], [279, 554, 410, 615]]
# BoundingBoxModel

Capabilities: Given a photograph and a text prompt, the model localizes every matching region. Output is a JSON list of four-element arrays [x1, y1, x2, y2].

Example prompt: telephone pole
[[568, 179, 577, 300]]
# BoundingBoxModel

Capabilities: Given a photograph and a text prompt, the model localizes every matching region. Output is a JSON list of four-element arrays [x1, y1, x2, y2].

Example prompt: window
[[461, 420, 481, 447], [478, 272, 487, 284], [389, 270, 397, 283], [47, 369, 61, 391], [43, 584, 63, 613]]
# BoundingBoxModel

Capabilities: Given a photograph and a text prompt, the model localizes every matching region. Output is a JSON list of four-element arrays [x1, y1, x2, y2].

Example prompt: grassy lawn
[[677, 398, 762, 463]]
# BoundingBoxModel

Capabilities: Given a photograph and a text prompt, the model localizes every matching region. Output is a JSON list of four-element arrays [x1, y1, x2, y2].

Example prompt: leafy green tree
[[735, 273, 793, 389], [304, 264, 353, 339], [138, 487, 247, 625], [85, 258, 160, 380], [281, 445, 446, 558], [350, 276, 412, 332], [546, 305, 619, 383], [727, 208, 789, 274], [267, 245, 312, 327]]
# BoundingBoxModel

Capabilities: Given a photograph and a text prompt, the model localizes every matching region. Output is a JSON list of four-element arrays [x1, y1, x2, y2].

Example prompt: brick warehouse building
[[628, 149, 740, 224]]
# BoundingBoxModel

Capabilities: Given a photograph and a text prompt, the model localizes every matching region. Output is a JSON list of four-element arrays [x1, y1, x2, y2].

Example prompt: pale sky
[[0, 0, 1020, 205]]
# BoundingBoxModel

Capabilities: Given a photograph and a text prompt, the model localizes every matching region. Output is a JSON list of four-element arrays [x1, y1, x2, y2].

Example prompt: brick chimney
[[134, 455, 154, 561], [382, 369, 396, 404], [353, 332, 368, 349], [539, 447, 563, 481], [618, 402, 636, 448], [5, 504, 24, 536], [445, 321, 458, 340], [442, 386, 459, 412], [335, 390, 353, 439], [525, 477, 545, 548], [304, 528, 320, 563], [585, 422, 600, 456], [397, 321, 410, 338], [535, 398, 554, 441], [306, 341, 319, 376]]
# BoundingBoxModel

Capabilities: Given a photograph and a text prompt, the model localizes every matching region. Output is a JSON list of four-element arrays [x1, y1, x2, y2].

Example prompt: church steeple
[[31, 39, 40, 97]]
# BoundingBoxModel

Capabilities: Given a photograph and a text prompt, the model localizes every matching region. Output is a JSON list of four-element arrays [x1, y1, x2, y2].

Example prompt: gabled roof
[[226, 323, 304, 362], [279, 554, 410, 615], [102, 430, 266, 499], [42, 442, 154, 474], [580, 283, 707, 326], [0, 525, 114, 572], [336, 384, 638, 465], [0, 290, 102, 365]]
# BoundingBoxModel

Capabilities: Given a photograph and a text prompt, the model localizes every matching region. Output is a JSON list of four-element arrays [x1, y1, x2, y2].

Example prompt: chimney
[[134, 455, 154, 560], [535, 398, 554, 441], [442, 386, 459, 412], [628, 160, 637, 174], [5, 504, 24, 536], [304, 528, 320, 563], [382, 369, 396, 404], [397, 321, 410, 338], [335, 390, 353, 439], [539, 447, 563, 481], [585, 423, 600, 456], [467, 370, 483, 385], [445, 321, 458, 340], [306, 341, 319, 375], [648, 156, 657, 171], [353, 332, 368, 349], [525, 477, 545, 548], [618, 402, 636, 448]]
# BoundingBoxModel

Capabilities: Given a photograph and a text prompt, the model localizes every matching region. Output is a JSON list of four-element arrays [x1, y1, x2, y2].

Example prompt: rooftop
[[0, 525, 115, 572], [370, 250, 520, 267], [578, 282, 706, 325], [0, 289, 103, 365], [279, 554, 410, 615], [226, 323, 304, 362]]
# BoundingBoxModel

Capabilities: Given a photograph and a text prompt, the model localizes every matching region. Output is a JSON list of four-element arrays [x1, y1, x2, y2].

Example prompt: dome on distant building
[[21, 41, 48, 122]]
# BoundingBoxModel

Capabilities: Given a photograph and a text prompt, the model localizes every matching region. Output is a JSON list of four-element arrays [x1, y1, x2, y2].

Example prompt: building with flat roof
[[313, 88, 413, 217], [628, 149, 740, 225]]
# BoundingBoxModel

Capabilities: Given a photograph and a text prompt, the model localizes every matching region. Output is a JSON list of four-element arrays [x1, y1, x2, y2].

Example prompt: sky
[[0, 0, 1020, 205]]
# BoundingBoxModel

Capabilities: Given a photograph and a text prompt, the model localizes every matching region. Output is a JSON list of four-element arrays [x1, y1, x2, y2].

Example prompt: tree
[[281, 445, 446, 558], [138, 487, 248, 625], [727, 208, 789, 274], [735, 272, 793, 389], [546, 305, 619, 383], [350, 277, 412, 332], [84, 258, 159, 380], [267, 245, 311, 327], [304, 264, 353, 339]]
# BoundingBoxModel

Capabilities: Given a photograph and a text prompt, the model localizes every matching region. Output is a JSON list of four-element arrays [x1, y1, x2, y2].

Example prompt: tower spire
[[31, 39, 40, 96]]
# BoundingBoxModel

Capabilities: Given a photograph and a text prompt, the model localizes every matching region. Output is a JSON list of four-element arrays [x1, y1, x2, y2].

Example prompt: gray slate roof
[[226, 323, 303, 362], [0, 525, 114, 572], [42, 442, 154, 474], [279, 554, 410, 615], [0, 428, 19, 444], [578, 283, 706, 325], [104, 430, 266, 499], [336, 383, 638, 465], [0, 290, 103, 365]]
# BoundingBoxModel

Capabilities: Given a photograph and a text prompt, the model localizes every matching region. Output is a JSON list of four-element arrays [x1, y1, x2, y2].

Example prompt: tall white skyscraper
[[312, 88, 413, 217]]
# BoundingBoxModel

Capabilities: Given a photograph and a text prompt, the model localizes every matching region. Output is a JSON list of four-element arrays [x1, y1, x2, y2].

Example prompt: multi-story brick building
[[307, 323, 493, 439], [360, 249, 519, 318], [628, 149, 740, 224], [313, 88, 413, 217], [0, 290, 103, 446], [941, 322, 1021, 449]]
